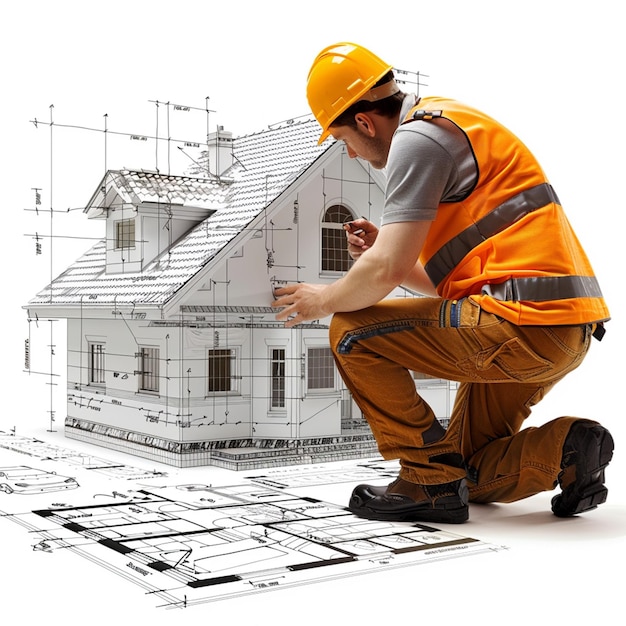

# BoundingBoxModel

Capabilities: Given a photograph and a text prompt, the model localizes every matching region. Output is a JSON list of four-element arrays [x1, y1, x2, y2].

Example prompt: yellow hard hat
[[307, 42, 397, 144]]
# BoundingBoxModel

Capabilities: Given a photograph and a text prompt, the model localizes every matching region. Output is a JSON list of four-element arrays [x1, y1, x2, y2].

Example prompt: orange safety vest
[[403, 97, 610, 327]]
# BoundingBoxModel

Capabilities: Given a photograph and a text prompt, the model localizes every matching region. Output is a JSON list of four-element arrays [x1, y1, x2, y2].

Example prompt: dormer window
[[115, 218, 136, 250]]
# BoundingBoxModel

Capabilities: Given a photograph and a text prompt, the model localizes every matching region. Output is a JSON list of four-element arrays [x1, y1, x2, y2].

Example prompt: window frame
[[269, 347, 286, 410], [306, 346, 336, 393], [87, 342, 105, 386], [138, 345, 160, 394], [206, 347, 240, 396], [115, 218, 136, 250], [321, 204, 354, 274]]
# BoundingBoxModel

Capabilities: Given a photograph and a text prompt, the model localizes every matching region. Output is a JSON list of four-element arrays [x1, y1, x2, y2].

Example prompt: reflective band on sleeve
[[425, 183, 560, 286], [482, 275, 604, 302]]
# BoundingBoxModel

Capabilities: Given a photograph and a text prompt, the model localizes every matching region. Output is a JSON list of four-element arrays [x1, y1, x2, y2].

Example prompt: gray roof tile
[[108, 169, 228, 208]]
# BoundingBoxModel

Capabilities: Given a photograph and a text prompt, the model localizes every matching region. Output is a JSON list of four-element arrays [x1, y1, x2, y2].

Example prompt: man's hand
[[344, 218, 378, 259], [272, 221, 435, 327], [272, 283, 331, 328]]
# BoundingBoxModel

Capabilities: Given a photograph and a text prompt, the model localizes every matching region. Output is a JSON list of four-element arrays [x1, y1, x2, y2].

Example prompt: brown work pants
[[330, 296, 594, 503]]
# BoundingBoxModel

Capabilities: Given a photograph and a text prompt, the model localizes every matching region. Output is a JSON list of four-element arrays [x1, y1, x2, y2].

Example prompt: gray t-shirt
[[381, 95, 478, 226]]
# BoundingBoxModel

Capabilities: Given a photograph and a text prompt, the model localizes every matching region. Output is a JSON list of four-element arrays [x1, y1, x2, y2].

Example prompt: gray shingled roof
[[93, 169, 229, 211], [29, 118, 334, 309]]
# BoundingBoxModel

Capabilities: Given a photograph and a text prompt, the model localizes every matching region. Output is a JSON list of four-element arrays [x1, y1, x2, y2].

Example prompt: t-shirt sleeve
[[381, 120, 476, 226]]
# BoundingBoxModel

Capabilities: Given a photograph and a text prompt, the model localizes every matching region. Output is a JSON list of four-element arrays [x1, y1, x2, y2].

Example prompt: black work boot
[[349, 477, 469, 524], [551, 421, 614, 517], [349, 482, 388, 503]]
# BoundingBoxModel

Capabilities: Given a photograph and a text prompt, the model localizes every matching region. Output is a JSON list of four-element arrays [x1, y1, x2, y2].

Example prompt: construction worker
[[272, 42, 613, 523]]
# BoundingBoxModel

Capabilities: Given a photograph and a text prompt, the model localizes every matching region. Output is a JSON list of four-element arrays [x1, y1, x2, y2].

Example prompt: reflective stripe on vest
[[424, 182, 560, 287], [482, 275, 604, 302]]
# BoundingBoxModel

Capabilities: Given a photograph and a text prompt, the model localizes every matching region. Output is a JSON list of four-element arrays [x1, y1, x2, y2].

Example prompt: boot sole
[[348, 501, 470, 524], [551, 425, 614, 517]]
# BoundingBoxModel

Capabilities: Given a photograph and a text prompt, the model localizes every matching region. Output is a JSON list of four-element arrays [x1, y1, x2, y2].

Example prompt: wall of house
[[66, 317, 255, 444], [66, 316, 185, 437], [105, 204, 141, 273], [65, 313, 342, 447], [248, 325, 341, 440]]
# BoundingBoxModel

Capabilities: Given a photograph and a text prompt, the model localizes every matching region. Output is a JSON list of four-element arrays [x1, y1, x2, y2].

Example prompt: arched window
[[321, 204, 353, 272]]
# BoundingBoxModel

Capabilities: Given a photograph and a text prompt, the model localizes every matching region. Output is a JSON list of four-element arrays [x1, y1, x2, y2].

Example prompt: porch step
[[207, 435, 379, 471]]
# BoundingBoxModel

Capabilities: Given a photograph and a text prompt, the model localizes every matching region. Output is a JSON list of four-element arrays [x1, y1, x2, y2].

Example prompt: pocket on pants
[[457, 336, 552, 382], [440, 297, 482, 328]]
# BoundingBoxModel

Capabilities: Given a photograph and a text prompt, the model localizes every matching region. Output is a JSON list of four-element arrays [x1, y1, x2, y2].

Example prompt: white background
[[1, 1, 624, 623]]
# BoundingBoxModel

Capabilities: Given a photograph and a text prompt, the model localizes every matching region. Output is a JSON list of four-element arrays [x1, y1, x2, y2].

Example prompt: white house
[[26, 118, 455, 469]]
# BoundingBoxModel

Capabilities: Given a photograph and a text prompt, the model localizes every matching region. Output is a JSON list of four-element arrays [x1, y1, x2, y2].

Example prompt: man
[[272, 42, 613, 524]]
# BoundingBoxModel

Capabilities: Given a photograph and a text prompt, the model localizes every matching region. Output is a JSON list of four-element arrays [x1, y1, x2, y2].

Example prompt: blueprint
[[0, 431, 504, 609]]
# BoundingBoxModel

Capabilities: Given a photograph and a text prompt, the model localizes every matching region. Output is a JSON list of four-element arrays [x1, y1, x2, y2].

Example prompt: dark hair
[[330, 71, 405, 130]]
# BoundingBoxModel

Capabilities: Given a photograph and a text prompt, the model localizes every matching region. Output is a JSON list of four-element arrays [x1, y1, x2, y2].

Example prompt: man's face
[[330, 123, 390, 170]]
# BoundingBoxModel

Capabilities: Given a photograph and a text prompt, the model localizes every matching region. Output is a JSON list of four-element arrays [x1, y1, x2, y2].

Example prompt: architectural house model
[[26, 118, 455, 469]]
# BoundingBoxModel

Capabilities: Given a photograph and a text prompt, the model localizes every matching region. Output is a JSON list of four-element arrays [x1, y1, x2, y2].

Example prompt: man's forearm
[[321, 254, 402, 314]]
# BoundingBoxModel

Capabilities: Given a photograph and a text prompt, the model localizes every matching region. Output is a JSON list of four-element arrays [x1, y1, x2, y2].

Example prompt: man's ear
[[354, 113, 376, 137]]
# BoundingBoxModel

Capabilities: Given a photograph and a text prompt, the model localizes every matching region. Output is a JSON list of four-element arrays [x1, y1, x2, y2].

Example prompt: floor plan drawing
[[0, 430, 504, 608]]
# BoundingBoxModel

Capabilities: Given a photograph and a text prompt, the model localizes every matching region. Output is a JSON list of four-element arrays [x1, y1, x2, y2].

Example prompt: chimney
[[207, 126, 234, 177]]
